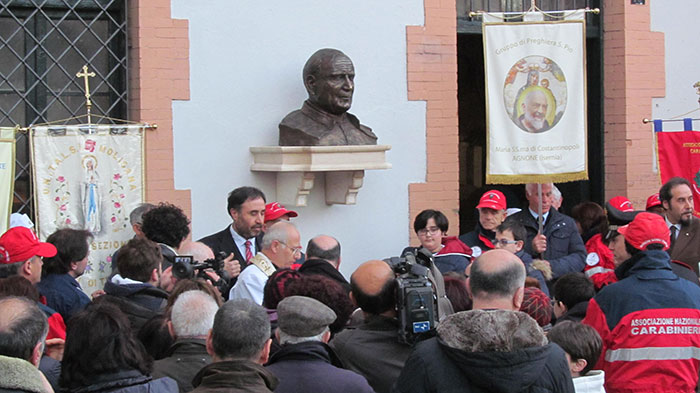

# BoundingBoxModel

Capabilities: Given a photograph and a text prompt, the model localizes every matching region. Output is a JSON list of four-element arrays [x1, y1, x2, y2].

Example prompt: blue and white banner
[[483, 12, 588, 184], [31, 125, 145, 294]]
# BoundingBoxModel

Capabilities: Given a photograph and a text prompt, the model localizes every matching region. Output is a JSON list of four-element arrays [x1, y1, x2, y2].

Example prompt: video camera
[[384, 248, 437, 345], [172, 251, 231, 293]]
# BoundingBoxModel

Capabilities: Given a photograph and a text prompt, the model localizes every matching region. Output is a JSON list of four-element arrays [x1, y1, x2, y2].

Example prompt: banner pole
[[537, 183, 543, 234]]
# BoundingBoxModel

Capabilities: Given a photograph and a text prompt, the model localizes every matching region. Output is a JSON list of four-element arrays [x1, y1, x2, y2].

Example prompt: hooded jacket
[[392, 309, 574, 393], [583, 233, 618, 289], [573, 370, 606, 393], [101, 275, 168, 331], [583, 250, 700, 393], [433, 236, 472, 274], [103, 275, 168, 311], [0, 355, 51, 393]]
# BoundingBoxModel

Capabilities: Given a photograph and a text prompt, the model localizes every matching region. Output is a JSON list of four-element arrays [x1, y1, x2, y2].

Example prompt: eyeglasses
[[495, 239, 519, 246], [279, 242, 302, 256], [417, 227, 442, 236]]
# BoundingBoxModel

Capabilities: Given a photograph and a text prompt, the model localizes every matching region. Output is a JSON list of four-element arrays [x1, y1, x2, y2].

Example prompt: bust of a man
[[279, 48, 377, 146]]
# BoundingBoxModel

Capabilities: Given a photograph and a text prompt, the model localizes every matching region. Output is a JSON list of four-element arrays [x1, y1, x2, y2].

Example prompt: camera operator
[[174, 241, 239, 297], [393, 249, 574, 393], [139, 203, 239, 294], [328, 260, 414, 393]]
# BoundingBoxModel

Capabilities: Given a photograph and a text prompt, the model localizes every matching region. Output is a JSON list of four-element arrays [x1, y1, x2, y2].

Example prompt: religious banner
[[657, 130, 700, 217], [483, 11, 588, 184], [0, 127, 16, 234], [31, 125, 145, 294]]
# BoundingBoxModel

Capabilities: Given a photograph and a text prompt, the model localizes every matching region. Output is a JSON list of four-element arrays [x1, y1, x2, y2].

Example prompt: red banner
[[657, 131, 700, 217]]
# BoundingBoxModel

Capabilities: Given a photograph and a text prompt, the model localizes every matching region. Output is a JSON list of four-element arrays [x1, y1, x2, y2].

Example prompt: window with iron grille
[[0, 0, 127, 219]]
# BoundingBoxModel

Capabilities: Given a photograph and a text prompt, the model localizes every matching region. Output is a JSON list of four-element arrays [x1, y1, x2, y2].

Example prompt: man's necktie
[[245, 240, 253, 262], [670, 226, 678, 247]]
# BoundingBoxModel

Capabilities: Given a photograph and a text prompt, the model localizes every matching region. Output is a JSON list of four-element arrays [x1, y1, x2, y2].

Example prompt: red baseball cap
[[0, 226, 57, 264], [618, 212, 670, 251], [264, 202, 298, 223], [646, 193, 662, 210], [476, 190, 507, 211], [608, 196, 635, 213]]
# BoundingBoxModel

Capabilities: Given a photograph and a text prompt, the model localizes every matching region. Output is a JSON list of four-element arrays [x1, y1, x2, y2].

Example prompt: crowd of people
[[0, 178, 699, 393]]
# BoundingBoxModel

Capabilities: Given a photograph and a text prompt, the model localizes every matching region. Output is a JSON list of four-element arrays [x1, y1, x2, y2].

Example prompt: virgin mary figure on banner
[[81, 155, 101, 233]]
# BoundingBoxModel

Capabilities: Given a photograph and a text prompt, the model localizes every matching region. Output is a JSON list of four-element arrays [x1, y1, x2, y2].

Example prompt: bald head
[[350, 260, 396, 315], [468, 250, 526, 310], [179, 241, 215, 262], [306, 235, 341, 267], [0, 296, 48, 365]]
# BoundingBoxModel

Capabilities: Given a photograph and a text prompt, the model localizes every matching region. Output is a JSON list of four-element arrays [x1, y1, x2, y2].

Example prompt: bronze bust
[[279, 48, 377, 146]]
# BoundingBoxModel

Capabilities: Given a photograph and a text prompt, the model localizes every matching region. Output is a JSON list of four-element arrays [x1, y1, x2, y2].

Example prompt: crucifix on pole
[[76, 65, 96, 125]]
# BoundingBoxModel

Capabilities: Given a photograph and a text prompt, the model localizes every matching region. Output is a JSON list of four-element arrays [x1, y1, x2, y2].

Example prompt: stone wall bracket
[[250, 145, 391, 207]]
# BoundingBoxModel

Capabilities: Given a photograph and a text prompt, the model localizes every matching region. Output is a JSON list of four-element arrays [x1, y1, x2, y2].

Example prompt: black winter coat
[[101, 280, 168, 331], [152, 339, 211, 393], [330, 315, 413, 393], [265, 341, 374, 393], [393, 309, 575, 393], [63, 369, 177, 393]]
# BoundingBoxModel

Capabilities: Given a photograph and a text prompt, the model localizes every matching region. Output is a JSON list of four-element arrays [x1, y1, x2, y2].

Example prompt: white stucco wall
[[170, 1, 426, 278], [650, 0, 700, 131]]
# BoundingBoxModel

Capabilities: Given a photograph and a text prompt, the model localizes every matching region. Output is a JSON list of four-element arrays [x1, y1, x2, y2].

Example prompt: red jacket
[[583, 250, 700, 393], [583, 233, 617, 289], [37, 300, 66, 340], [433, 236, 472, 275]]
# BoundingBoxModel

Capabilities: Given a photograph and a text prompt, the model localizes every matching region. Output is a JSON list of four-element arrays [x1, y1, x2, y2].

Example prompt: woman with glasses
[[403, 209, 472, 275]]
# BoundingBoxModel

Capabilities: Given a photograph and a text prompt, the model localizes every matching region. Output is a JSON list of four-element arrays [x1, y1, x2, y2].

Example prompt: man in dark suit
[[660, 177, 700, 275], [199, 187, 266, 274], [507, 183, 586, 285]]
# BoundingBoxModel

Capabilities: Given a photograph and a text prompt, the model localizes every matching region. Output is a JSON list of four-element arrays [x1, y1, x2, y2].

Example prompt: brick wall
[[603, 0, 665, 207], [406, 0, 460, 243], [128, 1, 192, 218]]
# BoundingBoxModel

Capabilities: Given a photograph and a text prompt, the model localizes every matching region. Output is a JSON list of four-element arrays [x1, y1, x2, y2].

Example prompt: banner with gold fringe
[[31, 125, 145, 294], [483, 11, 588, 184], [0, 127, 16, 234]]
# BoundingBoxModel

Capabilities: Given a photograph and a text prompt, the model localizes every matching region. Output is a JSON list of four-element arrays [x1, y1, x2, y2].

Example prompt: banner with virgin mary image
[[483, 11, 588, 184], [31, 125, 145, 294]]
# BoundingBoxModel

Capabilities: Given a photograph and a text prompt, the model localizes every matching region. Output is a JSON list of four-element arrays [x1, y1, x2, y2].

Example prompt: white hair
[[525, 183, 553, 196], [170, 290, 220, 338], [551, 185, 562, 203], [262, 221, 297, 249], [278, 327, 329, 345]]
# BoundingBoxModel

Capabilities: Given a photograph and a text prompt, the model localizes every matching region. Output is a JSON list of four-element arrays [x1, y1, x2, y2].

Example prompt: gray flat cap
[[277, 296, 336, 337]]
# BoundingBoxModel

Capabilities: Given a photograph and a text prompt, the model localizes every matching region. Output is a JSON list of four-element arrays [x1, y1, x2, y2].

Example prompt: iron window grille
[[0, 0, 127, 219]]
